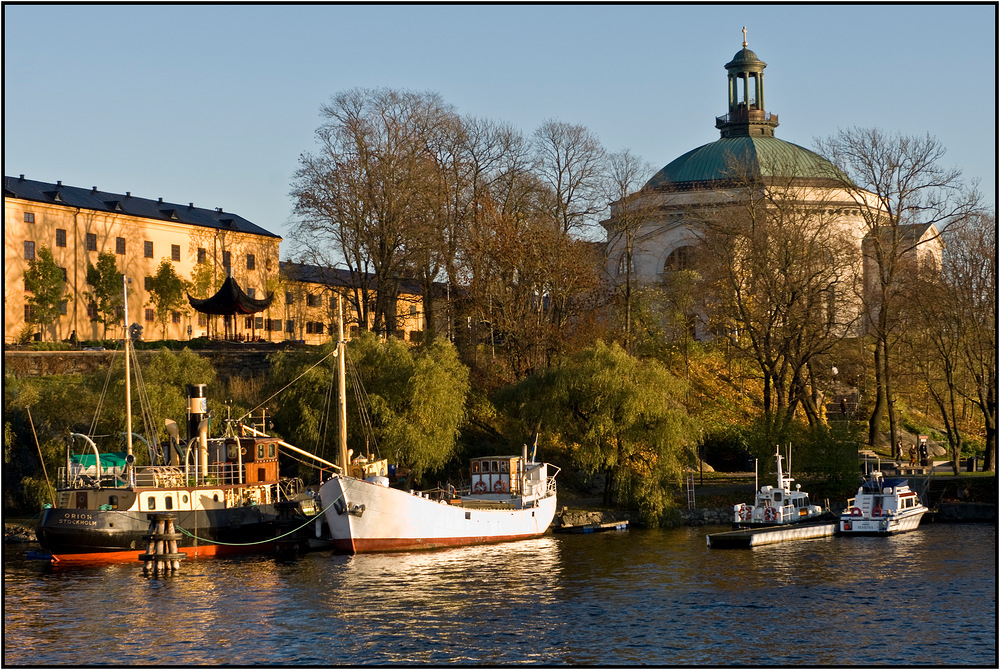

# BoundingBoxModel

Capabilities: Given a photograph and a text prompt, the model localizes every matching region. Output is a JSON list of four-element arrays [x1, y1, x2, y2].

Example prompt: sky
[[4, 4, 996, 251]]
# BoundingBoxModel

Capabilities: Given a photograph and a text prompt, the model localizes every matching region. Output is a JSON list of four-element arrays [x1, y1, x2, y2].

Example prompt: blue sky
[[4, 4, 995, 247]]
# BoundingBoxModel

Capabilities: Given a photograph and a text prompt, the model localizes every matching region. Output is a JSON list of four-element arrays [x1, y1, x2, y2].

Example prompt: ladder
[[686, 471, 696, 510]]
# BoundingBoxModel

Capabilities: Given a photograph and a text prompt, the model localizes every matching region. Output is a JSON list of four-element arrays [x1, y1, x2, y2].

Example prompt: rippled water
[[4, 523, 995, 665]]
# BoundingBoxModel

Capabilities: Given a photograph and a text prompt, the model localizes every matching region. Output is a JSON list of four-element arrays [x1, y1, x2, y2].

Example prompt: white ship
[[733, 446, 824, 528], [839, 471, 927, 535], [317, 300, 558, 554], [319, 451, 558, 553]]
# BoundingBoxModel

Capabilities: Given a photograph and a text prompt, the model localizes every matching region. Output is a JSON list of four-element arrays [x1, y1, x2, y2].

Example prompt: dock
[[555, 520, 629, 534], [706, 521, 837, 549]]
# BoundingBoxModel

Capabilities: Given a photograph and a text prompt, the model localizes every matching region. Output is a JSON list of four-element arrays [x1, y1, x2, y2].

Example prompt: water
[[4, 523, 995, 666]]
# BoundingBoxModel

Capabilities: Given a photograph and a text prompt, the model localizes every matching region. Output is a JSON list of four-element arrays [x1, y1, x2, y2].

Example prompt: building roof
[[280, 261, 451, 298], [644, 136, 846, 190], [4, 175, 281, 239]]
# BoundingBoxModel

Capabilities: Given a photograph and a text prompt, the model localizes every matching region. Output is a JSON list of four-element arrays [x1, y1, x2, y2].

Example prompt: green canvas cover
[[71, 451, 128, 471]]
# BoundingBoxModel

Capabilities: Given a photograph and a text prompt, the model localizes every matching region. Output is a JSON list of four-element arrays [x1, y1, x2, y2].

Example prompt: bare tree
[[290, 88, 455, 336], [816, 128, 981, 450], [602, 149, 658, 353], [533, 120, 607, 236]]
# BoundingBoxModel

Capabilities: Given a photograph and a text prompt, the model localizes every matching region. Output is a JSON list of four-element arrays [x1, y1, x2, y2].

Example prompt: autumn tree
[[816, 128, 981, 449], [694, 157, 859, 443], [85, 250, 124, 338], [146, 260, 187, 339], [23, 245, 65, 341]]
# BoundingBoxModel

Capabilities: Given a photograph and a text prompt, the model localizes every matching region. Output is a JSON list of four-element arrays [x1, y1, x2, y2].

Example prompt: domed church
[[602, 32, 943, 336]]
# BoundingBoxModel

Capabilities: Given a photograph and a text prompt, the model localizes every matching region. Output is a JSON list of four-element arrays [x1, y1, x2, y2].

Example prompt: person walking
[[908, 444, 918, 466]]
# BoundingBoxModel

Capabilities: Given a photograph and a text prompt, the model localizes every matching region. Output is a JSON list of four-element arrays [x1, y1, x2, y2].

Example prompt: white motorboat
[[317, 299, 558, 554], [733, 446, 824, 528], [839, 471, 927, 535]]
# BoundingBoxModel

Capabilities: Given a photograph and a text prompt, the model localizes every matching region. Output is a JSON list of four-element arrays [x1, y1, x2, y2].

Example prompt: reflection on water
[[3, 524, 994, 665]]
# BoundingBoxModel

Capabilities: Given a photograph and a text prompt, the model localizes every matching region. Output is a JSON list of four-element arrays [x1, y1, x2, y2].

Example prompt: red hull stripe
[[49, 542, 275, 565], [337, 533, 544, 554]]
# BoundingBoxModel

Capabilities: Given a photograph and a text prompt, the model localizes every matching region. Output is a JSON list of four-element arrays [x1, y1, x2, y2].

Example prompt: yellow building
[[279, 261, 429, 345], [4, 175, 281, 343]]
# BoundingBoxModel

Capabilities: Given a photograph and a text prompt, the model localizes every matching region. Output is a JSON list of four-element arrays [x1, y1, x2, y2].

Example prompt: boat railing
[[58, 463, 253, 490]]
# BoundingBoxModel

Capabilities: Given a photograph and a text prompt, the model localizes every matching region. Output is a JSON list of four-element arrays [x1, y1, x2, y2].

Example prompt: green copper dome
[[644, 136, 843, 189]]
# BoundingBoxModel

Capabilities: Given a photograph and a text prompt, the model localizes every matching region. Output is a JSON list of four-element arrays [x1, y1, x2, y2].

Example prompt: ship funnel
[[186, 384, 208, 442]]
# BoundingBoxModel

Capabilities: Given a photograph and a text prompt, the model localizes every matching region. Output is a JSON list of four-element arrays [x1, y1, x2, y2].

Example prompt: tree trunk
[[868, 339, 886, 448]]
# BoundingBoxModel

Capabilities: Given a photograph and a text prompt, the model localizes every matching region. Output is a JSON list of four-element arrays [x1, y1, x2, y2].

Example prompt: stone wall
[[4, 349, 274, 381]]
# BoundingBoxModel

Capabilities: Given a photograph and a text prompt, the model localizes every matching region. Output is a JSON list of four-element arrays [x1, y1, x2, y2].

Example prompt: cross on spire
[[742, 26, 748, 47]]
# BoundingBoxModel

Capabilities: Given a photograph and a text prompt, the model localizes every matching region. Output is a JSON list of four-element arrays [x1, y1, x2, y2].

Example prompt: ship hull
[[839, 509, 926, 536], [319, 476, 557, 554], [36, 504, 278, 564]]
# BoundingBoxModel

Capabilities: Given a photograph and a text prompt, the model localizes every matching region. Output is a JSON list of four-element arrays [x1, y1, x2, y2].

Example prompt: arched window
[[663, 246, 693, 272], [616, 253, 633, 276]]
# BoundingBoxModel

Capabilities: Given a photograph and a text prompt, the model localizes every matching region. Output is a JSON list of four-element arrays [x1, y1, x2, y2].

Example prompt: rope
[[236, 347, 340, 424], [173, 494, 344, 546]]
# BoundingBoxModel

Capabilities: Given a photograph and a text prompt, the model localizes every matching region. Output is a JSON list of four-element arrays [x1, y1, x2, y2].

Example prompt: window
[[116, 237, 126, 255], [247, 287, 256, 299], [59, 300, 67, 316], [56, 229, 67, 248], [144, 241, 153, 258], [255, 317, 263, 329], [285, 292, 294, 305], [147, 496, 156, 511], [171, 244, 180, 261], [87, 303, 97, 319], [222, 251, 231, 267], [307, 294, 320, 307], [197, 247, 207, 264], [172, 311, 181, 324], [24, 212, 35, 223], [144, 276, 152, 291], [246, 316, 254, 329], [270, 318, 282, 331], [306, 322, 313, 334], [24, 304, 35, 322], [60, 267, 68, 282], [24, 241, 35, 260], [247, 253, 255, 270], [314, 322, 324, 335], [164, 496, 174, 511], [663, 246, 692, 273], [145, 308, 155, 322], [286, 320, 295, 333], [198, 313, 207, 327], [86, 233, 97, 251], [409, 304, 417, 316]]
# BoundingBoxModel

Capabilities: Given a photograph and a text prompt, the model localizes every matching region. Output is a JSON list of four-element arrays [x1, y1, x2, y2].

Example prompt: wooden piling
[[139, 513, 186, 574]]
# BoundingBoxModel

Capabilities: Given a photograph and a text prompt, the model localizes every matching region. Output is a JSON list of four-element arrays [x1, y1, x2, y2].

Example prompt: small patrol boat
[[839, 471, 927, 535], [733, 446, 824, 528]]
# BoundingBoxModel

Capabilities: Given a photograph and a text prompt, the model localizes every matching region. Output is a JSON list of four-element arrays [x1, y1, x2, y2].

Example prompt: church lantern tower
[[715, 27, 779, 138]]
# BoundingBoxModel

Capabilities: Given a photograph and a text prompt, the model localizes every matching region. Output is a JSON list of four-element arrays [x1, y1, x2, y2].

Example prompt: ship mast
[[336, 294, 349, 473], [122, 274, 134, 466]]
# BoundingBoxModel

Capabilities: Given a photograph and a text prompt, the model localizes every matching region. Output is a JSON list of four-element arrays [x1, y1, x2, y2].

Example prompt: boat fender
[[850, 507, 862, 517], [494, 480, 507, 494]]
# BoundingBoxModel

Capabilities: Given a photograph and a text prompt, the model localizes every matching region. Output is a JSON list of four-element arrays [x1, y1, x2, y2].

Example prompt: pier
[[706, 521, 837, 549]]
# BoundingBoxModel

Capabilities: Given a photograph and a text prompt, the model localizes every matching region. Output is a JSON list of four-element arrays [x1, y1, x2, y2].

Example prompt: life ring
[[850, 507, 862, 517], [494, 479, 507, 493], [473, 480, 486, 494], [764, 507, 777, 522], [872, 506, 883, 517], [738, 505, 752, 521]]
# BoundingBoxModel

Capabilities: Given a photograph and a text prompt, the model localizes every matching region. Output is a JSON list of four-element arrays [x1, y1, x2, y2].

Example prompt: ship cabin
[[55, 435, 280, 512], [470, 456, 523, 496]]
